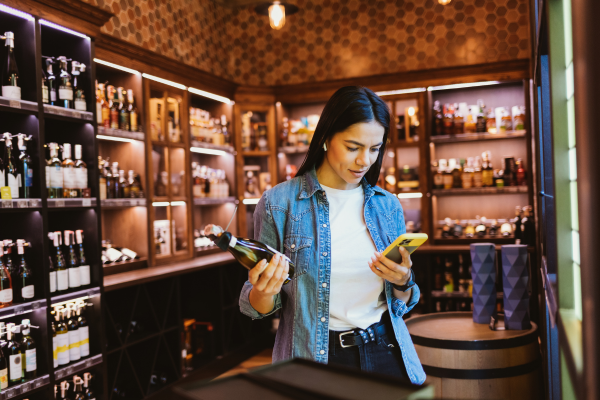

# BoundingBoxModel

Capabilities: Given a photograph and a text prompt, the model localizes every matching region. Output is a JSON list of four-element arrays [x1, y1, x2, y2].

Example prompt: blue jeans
[[327, 312, 410, 381]]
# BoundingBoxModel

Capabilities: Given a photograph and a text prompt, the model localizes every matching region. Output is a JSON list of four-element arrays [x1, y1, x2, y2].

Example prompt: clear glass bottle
[[17, 134, 32, 199], [20, 319, 36, 379], [442, 103, 454, 135], [71, 61, 86, 111], [65, 231, 81, 289], [16, 240, 33, 302], [476, 99, 487, 132], [118, 87, 129, 131], [0, 244, 13, 308], [74, 144, 87, 197], [2, 133, 19, 199], [1, 32, 20, 100], [45, 57, 57, 106], [6, 323, 21, 385], [62, 143, 77, 198], [127, 89, 138, 132], [56, 56, 73, 109]]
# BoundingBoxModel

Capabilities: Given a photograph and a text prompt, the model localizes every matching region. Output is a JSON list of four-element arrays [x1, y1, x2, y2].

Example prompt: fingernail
[[284, 274, 289, 280]]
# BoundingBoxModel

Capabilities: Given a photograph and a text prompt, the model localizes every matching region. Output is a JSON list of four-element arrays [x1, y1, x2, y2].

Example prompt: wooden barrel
[[406, 312, 542, 400]]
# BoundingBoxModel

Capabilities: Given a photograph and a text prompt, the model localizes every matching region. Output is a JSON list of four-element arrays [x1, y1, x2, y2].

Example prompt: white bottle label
[[59, 87, 73, 101], [2, 86, 21, 100], [0, 368, 7, 389], [96, 103, 103, 124], [69, 267, 81, 288], [50, 165, 63, 188], [50, 271, 57, 293], [0, 289, 13, 303], [9, 354, 21, 381], [50, 88, 57, 102], [53, 335, 58, 368], [79, 265, 91, 286], [42, 85, 49, 103], [57, 332, 70, 365], [21, 285, 34, 299], [79, 326, 89, 357], [7, 174, 18, 198], [57, 270, 69, 291], [25, 349, 36, 372], [63, 168, 77, 189], [45, 165, 50, 189], [69, 329, 80, 360], [75, 168, 88, 190], [75, 99, 87, 111]]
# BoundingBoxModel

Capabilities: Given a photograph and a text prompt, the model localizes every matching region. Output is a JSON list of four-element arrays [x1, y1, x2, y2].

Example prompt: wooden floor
[[215, 348, 274, 379]]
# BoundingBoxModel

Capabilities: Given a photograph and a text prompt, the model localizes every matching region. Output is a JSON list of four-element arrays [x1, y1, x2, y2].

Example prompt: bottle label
[[79, 326, 89, 357], [59, 87, 73, 101], [63, 168, 77, 189], [79, 265, 91, 286], [50, 88, 57, 102], [2, 86, 21, 100], [75, 99, 87, 111], [45, 166, 50, 188], [53, 335, 58, 368], [50, 165, 63, 188], [69, 330, 81, 360], [57, 332, 70, 365], [43, 85, 49, 104], [9, 354, 21, 381], [433, 174, 444, 186], [0, 368, 7, 389], [102, 108, 110, 126], [57, 270, 69, 291], [50, 271, 57, 293], [69, 267, 81, 288], [0, 288, 13, 303], [25, 349, 36, 372], [21, 285, 34, 299], [75, 168, 88, 190], [7, 174, 19, 198], [24, 166, 33, 187], [96, 103, 103, 124]]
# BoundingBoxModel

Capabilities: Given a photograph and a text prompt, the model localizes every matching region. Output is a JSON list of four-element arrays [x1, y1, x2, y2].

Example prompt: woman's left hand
[[368, 247, 412, 286]]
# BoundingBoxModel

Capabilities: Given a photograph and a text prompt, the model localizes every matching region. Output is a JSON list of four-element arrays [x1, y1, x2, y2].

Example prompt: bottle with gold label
[[481, 151, 494, 187], [473, 156, 483, 188]]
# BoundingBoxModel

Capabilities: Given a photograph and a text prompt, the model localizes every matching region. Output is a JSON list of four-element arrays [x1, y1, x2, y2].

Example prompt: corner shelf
[[54, 354, 103, 380], [98, 126, 145, 141], [43, 104, 94, 121], [101, 198, 147, 208], [432, 186, 528, 196], [430, 130, 526, 144], [193, 197, 238, 206], [0, 374, 50, 400], [190, 140, 235, 154], [0, 199, 42, 210], [47, 198, 97, 208], [0, 96, 38, 114], [0, 299, 47, 320]]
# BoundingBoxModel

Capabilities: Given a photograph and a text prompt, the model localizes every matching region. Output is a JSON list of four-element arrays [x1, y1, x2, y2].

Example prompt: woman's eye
[[371, 148, 381, 152], [346, 147, 358, 152]]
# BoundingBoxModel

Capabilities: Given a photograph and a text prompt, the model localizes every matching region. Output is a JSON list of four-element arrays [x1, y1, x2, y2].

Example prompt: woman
[[239, 86, 426, 384]]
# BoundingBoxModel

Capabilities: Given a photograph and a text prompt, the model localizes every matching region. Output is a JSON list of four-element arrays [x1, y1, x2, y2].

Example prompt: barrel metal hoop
[[422, 359, 541, 380], [411, 330, 537, 350]]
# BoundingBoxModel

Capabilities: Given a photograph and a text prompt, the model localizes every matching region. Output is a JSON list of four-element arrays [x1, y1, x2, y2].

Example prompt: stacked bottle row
[[42, 56, 87, 110], [189, 107, 231, 145], [96, 83, 139, 132], [0, 320, 38, 389], [48, 231, 91, 294], [46, 143, 89, 199], [0, 240, 34, 306], [97, 157, 143, 200], [433, 255, 473, 294], [55, 372, 96, 400], [0, 133, 34, 200], [432, 100, 525, 136], [101, 240, 139, 265], [432, 152, 527, 190], [51, 301, 90, 368], [279, 115, 319, 149], [191, 163, 230, 199]]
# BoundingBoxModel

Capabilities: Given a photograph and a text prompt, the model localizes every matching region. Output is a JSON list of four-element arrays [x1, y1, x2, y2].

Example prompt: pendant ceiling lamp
[[255, 2, 299, 30]]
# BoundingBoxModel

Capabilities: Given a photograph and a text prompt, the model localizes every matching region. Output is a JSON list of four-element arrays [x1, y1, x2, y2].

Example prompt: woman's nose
[[356, 150, 370, 166]]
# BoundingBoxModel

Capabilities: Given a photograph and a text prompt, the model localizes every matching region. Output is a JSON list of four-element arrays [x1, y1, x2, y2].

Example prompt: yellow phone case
[[382, 233, 428, 264]]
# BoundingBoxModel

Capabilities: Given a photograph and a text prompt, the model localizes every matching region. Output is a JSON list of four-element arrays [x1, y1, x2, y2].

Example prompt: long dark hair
[[296, 86, 390, 186]]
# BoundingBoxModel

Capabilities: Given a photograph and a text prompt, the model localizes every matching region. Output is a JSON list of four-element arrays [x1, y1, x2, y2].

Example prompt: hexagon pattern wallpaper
[[81, 0, 530, 86]]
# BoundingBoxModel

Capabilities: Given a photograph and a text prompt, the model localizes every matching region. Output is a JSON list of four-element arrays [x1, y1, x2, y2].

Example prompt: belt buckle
[[339, 330, 355, 348]]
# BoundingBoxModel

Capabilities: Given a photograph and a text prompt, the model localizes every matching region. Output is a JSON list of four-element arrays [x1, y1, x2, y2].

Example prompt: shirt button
[[291, 244, 295, 249], [321, 317, 326, 322], [322, 283, 327, 288], [320, 350, 325, 355], [323, 224, 327, 228], [322, 252, 328, 256]]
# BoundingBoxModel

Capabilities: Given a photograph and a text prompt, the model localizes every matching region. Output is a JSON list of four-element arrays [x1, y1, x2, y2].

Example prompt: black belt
[[329, 317, 390, 349]]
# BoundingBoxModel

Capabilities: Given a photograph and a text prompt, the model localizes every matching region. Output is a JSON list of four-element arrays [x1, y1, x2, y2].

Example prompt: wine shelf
[[0, 199, 42, 210], [0, 299, 47, 320], [431, 186, 528, 196], [54, 354, 103, 380], [0, 96, 38, 113], [242, 150, 271, 157], [277, 145, 308, 154], [190, 140, 235, 154], [97, 126, 145, 141], [430, 129, 526, 144], [43, 104, 94, 121], [0, 374, 50, 400], [50, 286, 101, 305], [101, 198, 147, 208], [47, 198, 97, 208], [193, 197, 238, 206], [431, 290, 503, 299]]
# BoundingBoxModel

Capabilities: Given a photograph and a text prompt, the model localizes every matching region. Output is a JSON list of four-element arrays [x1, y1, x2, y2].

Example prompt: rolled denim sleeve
[[239, 191, 283, 320], [391, 283, 420, 318]]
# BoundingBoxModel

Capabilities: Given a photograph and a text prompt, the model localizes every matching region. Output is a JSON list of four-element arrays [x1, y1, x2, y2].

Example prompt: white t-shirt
[[322, 184, 388, 331]]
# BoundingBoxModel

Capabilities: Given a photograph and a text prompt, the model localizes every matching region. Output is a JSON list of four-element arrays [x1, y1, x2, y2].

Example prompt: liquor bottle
[[74, 144, 87, 197], [45, 57, 57, 106], [476, 99, 487, 132], [465, 221, 475, 238], [102, 85, 112, 128], [73, 376, 85, 400], [119, 170, 129, 198], [56, 308, 70, 365], [1, 32, 20, 100], [16, 240, 34, 302], [20, 319, 36, 379], [41, 59, 49, 104], [54, 232, 69, 292], [56, 56, 73, 109], [51, 311, 58, 368], [472, 156, 483, 188], [62, 143, 77, 198], [127, 89, 138, 132], [128, 170, 139, 198], [95, 81, 103, 124], [206, 226, 295, 283], [442, 104, 453, 135], [0, 324, 7, 390], [457, 254, 469, 293], [83, 372, 96, 399], [76, 302, 89, 357], [67, 304, 81, 361], [443, 258, 454, 292], [516, 158, 526, 185], [3, 240, 19, 298], [48, 143, 63, 199], [442, 164, 453, 190], [475, 216, 487, 237], [118, 87, 129, 131], [521, 206, 535, 246], [441, 218, 453, 238], [60, 380, 70, 400], [451, 159, 462, 188], [110, 162, 120, 198], [98, 157, 107, 201], [482, 151, 494, 187], [110, 87, 119, 129], [453, 103, 464, 134], [461, 157, 474, 189], [452, 219, 463, 238], [464, 113, 476, 133], [75, 230, 90, 286], [0, 244, 12, 308], [2, 133, 19, 199], [105, 162, 114, 199], [65, 231, 81, 289], [514, 206, 522, 243], [6, 323, 21, 385], [433, 160, 445, 189], [72, 61, 87, 111], [489, 219, 499, 236], [17, 134, 32, 199], [432, 100, 443, 136]]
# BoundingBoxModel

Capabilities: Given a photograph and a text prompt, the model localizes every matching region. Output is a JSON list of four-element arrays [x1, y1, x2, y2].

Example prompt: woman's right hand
[[249, 253, 289, 298]]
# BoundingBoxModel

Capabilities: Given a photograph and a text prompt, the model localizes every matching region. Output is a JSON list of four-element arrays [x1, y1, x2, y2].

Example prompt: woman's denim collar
[[299, 167, 385, 201]]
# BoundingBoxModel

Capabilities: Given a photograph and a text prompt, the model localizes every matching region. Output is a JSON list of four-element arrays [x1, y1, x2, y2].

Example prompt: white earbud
[[323, 142, 327, 151]]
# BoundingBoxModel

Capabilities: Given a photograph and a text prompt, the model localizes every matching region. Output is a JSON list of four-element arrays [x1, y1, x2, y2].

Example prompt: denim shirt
[[239, 168, 426, 384]]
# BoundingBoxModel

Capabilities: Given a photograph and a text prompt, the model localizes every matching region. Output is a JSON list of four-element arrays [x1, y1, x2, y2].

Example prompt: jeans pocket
[[378, 333, 397, 349]]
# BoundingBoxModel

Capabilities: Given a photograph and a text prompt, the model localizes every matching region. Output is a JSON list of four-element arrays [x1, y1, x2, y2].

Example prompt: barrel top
[[406, 312, 537, 342]]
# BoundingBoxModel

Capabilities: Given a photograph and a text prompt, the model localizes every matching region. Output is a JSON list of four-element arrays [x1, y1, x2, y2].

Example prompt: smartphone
[[381, 233, 428, 264]]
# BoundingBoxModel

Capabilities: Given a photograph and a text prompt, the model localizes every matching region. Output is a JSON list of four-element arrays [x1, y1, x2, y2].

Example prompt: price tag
[[67, 366, 74, 375], [55, 200, 65, 208], [1, 200, 13, 208], [82, 198, 92, 207], [85, 359, 93, 368], [73, 111, 81, 119], [17, 200, 27, 208], [31, 301, 40, 310], [21, 382, 30, 392], [56, 370, 65, 379], [29, 199, 40, 207], [9, 100, 20, 109], [14, 306, 24, 315], [5, 388, 16, 398], [35, 379, 43, 388]]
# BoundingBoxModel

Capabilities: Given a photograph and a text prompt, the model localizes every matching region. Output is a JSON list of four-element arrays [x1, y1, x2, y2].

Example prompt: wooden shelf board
[[431, 130, 526, 144], [242, 150, 271, 157], [51, 286, 101, 305], [0, 198, 42, 210], [193, 197, 238, 206], [43, 104, 94, 121], [54, 354, 103, 380], [190, 140, 235, 154], [0, 299, 47, 320], [103, 258, 148, 276], [0, 96, 38, 114], [98, 126, 145, 141], [0, 374, 50, 400], [47, 198, 97, 208], [277, 146, 309, 154], [432, 186, 528, 196], [101, 198, 147, 208]]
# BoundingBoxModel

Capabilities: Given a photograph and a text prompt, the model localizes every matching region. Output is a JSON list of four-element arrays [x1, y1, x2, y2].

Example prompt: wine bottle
[[118, 87, 129, 131], [0, 323, 7, 390], [1, 32, 20, 100], [95, 81, 102, 124], [16, 239, 34, 301], [51, 311, 58, 368], [102, 84, 111, 128], [0, 244, 12, 308], [62, 143, 77, 198], [71, 61, 86, 111], [3, 240, 19, 298], [83, 372, 96, 399], [2, 133, 19, 199], [56, 56, 73, 109], [110, 87, 119, 129], [60, 380, 70, 400], [127, 89, 138, 132], [105, 162, 114, 199], [48, 233, 57, 294], [6, 323, 22, 385], [44, 57, 57, 106], [76, 302, 89, 357], [17, 134, 33, 199], [74, 145, 87, 198], [75, 230, 90, 286], [119, 170, 129, 198], [65, 231, 81, 289], [110, 162, 120, 198], [20, 319, 36, 379], [41, 62, 48, 104], [206, 226, 294, 283], [67, 304, 80, 361], [73, 375, 85, 400], [48, 143, 63, 199], [54, 232, 69, 292], [56, 308, 70, 365]]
